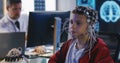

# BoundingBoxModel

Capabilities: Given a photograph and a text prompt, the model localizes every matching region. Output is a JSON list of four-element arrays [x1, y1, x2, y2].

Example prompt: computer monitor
[[27, 11, 70, 47], [96, 0, 120, 33]]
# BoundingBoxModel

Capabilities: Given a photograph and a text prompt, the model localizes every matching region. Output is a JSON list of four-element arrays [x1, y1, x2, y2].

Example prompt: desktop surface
[[25, 45, 53, 58], [24, 45, 53, 63]]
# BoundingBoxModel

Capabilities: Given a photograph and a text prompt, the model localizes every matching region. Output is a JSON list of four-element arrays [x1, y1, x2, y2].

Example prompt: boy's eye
[[70, 20, 81, 26], [12, 8, 21, 11], [76, 21, 81, 25], [70, 20, 73, 24]]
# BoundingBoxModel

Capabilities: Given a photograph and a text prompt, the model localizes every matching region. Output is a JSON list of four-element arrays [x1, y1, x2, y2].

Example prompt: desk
[[25, 45, 53, 63], [27, 57, 49, 63]]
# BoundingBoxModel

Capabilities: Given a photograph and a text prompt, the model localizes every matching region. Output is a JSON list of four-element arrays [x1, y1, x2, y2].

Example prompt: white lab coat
[[0, 15, 27, 33]]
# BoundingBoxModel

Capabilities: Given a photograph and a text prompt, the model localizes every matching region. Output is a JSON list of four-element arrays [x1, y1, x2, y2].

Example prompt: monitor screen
[[27, 11, 70, 47]]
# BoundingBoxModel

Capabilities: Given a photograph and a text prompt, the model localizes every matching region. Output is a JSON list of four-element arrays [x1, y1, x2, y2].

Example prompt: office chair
[[97, 31, 120, 63]]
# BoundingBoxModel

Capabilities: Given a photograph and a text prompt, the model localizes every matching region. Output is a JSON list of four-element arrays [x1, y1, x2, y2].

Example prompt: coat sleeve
[[48, 50, 61, 63]]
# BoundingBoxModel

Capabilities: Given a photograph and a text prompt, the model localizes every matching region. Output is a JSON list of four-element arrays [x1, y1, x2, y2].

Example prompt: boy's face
[[7, 3, 22, 20], [70, 14, 88, 38]]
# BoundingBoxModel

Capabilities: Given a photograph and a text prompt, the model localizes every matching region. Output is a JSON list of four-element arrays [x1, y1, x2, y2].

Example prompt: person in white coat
[[0, 0, 26, 32]]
